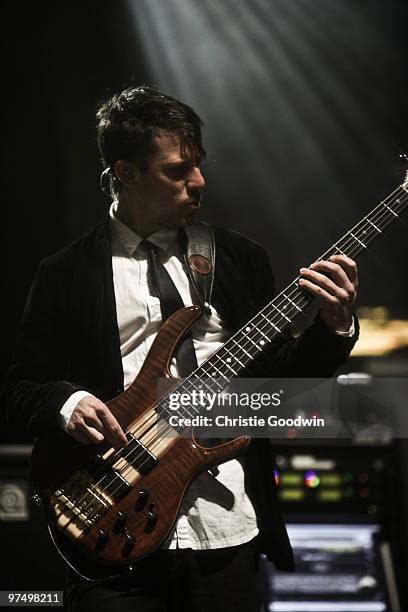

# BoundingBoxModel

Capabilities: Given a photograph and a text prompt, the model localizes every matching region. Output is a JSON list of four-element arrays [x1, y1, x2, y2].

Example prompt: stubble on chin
[[180, 208, 200, 226]]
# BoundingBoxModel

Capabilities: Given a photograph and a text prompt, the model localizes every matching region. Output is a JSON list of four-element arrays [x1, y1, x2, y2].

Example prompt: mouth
[[186, 197, 201, 207]]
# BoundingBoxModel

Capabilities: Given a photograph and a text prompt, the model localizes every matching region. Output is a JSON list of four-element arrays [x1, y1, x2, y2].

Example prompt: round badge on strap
[[188, 254, 212, 275]]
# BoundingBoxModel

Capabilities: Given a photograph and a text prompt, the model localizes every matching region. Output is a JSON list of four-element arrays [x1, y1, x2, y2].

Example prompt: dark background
[[1, 2, 408, 604], [2, 0, 408, 442]]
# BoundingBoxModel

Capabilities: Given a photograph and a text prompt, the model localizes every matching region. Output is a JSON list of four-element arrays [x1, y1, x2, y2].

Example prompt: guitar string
[[223, 187, 408, 364], [77, 190, 408, 522], [86, 188, 408, 510], [152, 185, 408, 405], [157, 186, 408, 398], [170, 186, 408, 386], [66, 188, 408, 523], [70, 187, 408, 519], [71, 187, 408, 520], [116, 186, 408, 474]]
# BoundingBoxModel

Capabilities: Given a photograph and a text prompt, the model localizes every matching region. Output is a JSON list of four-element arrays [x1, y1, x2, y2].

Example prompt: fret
[[203, 377, 226, 393], [366, 218, 382, 233], [383, 202, 398, 217], [276, 301, 301, 321], [223, 348, 245, 370], [207, 363, 229, 380], [259, 312, 282, 334], [153, 175, 407, 427], [219, 359, 238, 376], [271, 303, 292, 323], [206, 352, 233, 378], [350, 232, 367, 249], [244, 333, 263, 351], [282, 292, 302, 312], [206, 377, 230, 396], [252, 322, 270, 342], [182, 376, 218, 397], [181, 404, 196, 419], [229, 337, 254, 361]]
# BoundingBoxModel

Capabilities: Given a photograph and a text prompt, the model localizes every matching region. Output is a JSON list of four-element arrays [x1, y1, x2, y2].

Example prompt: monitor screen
[[261, 523, 389, 612]]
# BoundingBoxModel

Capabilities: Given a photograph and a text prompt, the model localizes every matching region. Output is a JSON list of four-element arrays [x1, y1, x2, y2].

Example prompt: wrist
[[319, 309, 354, 335]]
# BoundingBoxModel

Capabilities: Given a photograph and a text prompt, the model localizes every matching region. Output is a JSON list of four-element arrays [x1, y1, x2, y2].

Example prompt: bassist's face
[[116, 132, 205, 237]]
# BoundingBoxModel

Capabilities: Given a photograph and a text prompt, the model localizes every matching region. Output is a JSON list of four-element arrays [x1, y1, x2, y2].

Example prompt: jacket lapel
[[90, 218, 124, 397]]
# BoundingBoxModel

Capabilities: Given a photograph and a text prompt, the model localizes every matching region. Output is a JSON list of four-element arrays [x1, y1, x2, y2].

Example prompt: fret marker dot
[[226, 357, 232, 362], [260, 340, 265, 345], [245, 326, 251, 332]]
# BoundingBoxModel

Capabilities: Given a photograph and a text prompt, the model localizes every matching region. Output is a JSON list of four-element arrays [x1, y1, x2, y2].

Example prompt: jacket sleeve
[[1, 259, 85, 437]]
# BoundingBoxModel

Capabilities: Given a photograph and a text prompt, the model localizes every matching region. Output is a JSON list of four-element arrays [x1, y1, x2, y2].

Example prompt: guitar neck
[[158, 180, 408, 414]]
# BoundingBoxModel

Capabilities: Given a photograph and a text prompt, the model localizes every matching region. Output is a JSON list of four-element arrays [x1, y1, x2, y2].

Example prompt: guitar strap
[[180, 222, 215, 315], [181, 222, 220, 452]]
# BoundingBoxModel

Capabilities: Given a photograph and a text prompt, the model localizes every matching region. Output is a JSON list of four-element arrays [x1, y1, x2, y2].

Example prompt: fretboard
[[157, 179, 408, 419]]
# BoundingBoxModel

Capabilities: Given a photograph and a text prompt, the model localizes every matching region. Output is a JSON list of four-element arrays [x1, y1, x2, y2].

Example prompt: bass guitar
[[31, 174, 408, 580]]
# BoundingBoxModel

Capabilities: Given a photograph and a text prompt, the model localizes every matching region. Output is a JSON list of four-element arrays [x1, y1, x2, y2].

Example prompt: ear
[[114, 160, 141, 188]]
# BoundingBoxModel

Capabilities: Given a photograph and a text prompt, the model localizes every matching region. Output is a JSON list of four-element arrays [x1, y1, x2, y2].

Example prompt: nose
[[188, 166, 205, 190]]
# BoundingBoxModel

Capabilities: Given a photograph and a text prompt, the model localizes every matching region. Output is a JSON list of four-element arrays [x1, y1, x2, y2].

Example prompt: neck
[[115, 194, 159, 238]]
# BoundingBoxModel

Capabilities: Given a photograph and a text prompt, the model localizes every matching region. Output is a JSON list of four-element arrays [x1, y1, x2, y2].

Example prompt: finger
[[299, 268, 351, 301], [82, 425, 106, 445], [67, 414, 107, 445], [96, 407, 128, 448], [70, 398, 128, 448], [298, 277, 348, 304], [307, 261, 354, 293], [83, 413, 105, 432], [328, 255, 358, 285], [82, 413, 127, 449]]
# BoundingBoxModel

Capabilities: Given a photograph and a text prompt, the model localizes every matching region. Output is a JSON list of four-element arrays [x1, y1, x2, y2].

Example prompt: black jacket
[[3, 218, 358, 571]]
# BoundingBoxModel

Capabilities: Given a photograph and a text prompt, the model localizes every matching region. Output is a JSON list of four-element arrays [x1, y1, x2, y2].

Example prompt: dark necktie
[[141, 240, 199, 376]]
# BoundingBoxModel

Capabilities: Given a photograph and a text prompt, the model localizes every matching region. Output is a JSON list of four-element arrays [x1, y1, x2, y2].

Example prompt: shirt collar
[[108, 202, 178, 256]]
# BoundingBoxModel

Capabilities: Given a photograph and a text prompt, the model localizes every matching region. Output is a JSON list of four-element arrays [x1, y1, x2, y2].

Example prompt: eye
[[164, 162, 195, 180]]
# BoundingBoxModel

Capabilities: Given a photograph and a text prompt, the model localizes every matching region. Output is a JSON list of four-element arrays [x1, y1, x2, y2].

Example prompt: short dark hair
[[96, 85, 206, 193]]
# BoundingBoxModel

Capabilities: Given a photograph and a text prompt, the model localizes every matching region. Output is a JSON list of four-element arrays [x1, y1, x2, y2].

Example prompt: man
[[3, 86, 358, 611]]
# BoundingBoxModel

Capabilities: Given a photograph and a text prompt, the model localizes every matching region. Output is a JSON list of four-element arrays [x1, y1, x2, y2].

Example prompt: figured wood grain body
[[30, 306, 251, 580], [30, 177, 408, 580]]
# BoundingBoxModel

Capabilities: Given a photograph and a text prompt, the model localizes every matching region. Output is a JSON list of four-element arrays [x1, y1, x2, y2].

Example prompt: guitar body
[[30, 176, 408, 580], [30, 305, 251, 581]]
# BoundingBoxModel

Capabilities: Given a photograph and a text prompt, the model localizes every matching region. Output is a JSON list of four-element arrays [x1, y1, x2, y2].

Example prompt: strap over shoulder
[[180, 222, 215, 314]]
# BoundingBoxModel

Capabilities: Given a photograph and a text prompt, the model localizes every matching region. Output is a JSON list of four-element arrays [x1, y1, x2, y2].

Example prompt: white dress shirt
[[60, 203, 354, 549], [60, 202, 259, 550]]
